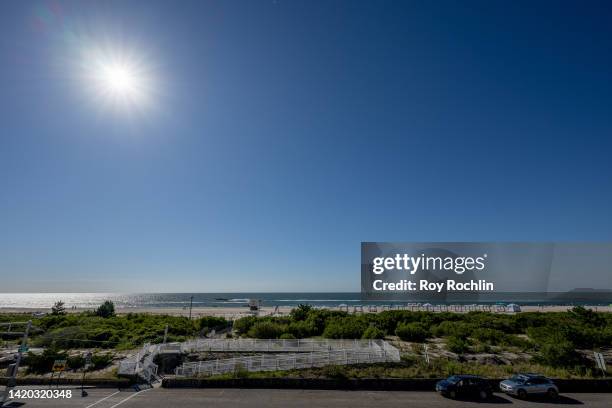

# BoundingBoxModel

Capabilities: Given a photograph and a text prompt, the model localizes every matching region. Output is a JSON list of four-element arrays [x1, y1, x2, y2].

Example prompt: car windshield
[[509, 375, 526, 383], [447, 376, 462, 384]]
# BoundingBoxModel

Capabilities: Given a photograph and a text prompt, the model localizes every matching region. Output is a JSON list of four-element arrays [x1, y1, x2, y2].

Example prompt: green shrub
[[67, 355, 85, 370], [51, 301, 66, 316], [395, 322, 429, 342], [447, 335, 470, 354], [431, 321, 474, 338], [471, 328, 507, 345], [25, 348, 68, 374], [247, 321, 286, 339], [503, 334, 532, 349], [279, 333, 296, 339], [198, 316, 228, 331], [233, 316, 258, 335], [95, 301, 116, 318], [287, 320, 315, 338], [362, 326, 385, 339], [535, 340, 582, 368], [322, 318, 367, 339], [290, 304, 313, 321], [36, 326, 81, 349], [303, 309, 347, 336], [602, 326, 612, 345], [462, 312, 518, 334], [570, 306, 605, 327], [473, 343, 491, 353], [91, 353, 113, 370]]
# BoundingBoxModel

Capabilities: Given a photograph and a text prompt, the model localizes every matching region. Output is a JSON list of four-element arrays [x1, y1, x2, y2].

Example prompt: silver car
[[499, 373, 559, 400]]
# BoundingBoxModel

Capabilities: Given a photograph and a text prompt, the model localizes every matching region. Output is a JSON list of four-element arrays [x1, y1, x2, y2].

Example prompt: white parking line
[[108, 388, 152, 408], [84, 390, 120, 408]]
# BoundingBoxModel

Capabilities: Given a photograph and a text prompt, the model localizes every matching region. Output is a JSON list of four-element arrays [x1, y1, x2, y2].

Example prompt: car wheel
[[449, 390, 457, 399], [479, 390, 488, 400], [547, 389, 558, 400], [517, 389, 527, 399]]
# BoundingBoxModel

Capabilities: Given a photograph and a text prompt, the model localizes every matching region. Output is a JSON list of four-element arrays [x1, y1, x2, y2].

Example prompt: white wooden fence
[[160, 338, 388, 354], [117, 342, 159, 382], [174, 339, 400, 377]]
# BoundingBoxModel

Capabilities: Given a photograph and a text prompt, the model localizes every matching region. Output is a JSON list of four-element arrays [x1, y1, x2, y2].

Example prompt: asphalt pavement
[[1, 386, 609, 407]]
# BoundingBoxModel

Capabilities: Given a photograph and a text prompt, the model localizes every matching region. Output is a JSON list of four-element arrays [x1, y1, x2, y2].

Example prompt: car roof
[[517, 373, 549, 379]]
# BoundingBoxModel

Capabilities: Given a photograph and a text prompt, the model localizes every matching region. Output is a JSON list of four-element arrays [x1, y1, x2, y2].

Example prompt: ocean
[[0, 293, 369, 310], [1, 293, 609, 310]]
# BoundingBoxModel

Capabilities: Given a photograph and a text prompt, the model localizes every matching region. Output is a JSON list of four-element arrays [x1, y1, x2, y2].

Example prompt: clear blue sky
[[1, 0, 611, 292]]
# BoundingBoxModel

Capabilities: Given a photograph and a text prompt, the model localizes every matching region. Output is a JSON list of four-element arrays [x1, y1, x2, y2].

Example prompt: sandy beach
[[1, 304, 611, 318]]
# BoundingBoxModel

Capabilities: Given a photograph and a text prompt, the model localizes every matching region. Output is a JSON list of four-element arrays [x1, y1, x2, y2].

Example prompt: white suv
[[499, 373, 559, 400]]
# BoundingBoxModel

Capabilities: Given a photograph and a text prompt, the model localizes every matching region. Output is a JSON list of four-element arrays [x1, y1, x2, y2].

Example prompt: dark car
[[435, 375, 493, 400], [499, 373, 559, 400]]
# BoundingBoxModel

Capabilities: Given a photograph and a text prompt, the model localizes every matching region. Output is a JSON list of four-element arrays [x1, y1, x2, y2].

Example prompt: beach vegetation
[[361, 326, 386, 339], [197, 316, 228, 332], [322, 317, 368, 339], [3, 305, 612, 378], [290, 304, 313, 321], [51, 301, 66, 316], [287, 320, 316, 338], [247, 321, 287, 339], [25, 347, 68, 374], [233, 316, 258, 335], [395, 322, 429, 342], [28, 313, 197, 349], [95, 301, 116, 318], [446, 335, 470, 354]]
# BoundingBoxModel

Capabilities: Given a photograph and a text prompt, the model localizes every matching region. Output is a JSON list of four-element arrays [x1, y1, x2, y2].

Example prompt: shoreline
[[1, 304, 611, 318]]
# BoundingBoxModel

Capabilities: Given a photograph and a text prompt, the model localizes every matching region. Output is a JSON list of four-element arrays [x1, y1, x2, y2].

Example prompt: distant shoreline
[[2, 304, 611, 318]]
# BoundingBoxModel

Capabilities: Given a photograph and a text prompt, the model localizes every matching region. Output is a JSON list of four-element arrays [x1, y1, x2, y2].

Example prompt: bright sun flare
[[94, 60, 145, 102], [83, 49, 154, 111], [102, 64, 137, 95]]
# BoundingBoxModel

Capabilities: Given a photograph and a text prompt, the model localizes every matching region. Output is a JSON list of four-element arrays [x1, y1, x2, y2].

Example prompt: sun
[[81, 48, 155, 112], [100, 63, 137, 96], [92, 58, 148, 105]]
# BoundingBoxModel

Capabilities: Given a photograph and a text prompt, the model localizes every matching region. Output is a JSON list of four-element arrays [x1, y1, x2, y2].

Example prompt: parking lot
[[1, 386, 610, 407], [5, 387, 612, 408]]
